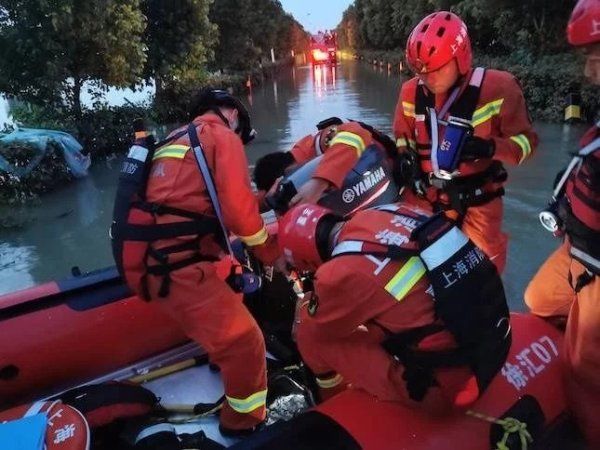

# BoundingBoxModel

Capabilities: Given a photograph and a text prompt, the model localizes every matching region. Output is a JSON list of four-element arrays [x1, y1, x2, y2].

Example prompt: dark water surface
[[0, 61, 587, 310]]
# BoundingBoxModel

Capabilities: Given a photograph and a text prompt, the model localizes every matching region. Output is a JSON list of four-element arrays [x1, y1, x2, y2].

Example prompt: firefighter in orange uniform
[[278, 203, 511, 411], [393, 12, 538, 273], [253, 117, 396, 208], [525, 1, 600, 445], [120, 89, 280, 435]]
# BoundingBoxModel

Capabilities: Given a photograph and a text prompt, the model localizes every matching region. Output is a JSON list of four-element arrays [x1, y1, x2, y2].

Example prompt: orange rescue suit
[[130, 113, 278, 431], [290, 122, 387, 189], [525, 124, 600, 447], [393, 69, 539, 273], [296, 207, 473, 412]]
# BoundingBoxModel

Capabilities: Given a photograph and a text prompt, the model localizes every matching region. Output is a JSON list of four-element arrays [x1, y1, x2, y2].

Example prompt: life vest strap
[[149, 239, 202, 258], [570, 269, 596, 293], [382, 326, 471, 369], [145, 251, 220, 299], [564, 207, 600, 275], [427, 161, 507, 214], [111, 218, 220, 242], [146, 253, 218, 277], [132, 201, 210, 221]]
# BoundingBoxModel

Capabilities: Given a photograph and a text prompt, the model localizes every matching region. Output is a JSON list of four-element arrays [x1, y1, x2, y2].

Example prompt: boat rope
[[162, 397, 225, 424], [466, 409, 533, 450]]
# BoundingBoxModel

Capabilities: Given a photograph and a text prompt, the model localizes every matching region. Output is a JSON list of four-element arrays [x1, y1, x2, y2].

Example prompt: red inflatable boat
[[0, 266, 572, 449], [0, 267, 186, 407]]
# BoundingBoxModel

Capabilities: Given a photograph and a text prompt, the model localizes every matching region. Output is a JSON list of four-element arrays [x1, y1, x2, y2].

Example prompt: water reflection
[[0, 243, 37, 293], [0, 162, 117, 295], [246, 65, 302, 161]]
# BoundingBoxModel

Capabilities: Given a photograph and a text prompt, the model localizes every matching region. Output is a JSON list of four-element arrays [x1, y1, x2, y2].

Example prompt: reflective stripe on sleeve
[[402, 101, 416, 118], [510, 134, 533, 164], [471, 99, 504, 128], [226, 389, 267, 414], [384, 256, 426, 302], [239, 226, 268, 247], [329, 131, 366, 157]]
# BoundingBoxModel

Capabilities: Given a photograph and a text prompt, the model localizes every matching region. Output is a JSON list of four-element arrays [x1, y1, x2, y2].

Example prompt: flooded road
[[0, 61, 587, 309]]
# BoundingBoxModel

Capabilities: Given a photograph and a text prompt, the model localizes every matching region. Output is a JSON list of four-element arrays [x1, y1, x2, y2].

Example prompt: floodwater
[[0, 61, 587, 310]]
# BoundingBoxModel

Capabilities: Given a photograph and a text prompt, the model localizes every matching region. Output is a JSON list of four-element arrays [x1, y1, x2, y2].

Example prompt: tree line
[[337, 0, 577, 59], [0, 0, 309, 116], [336, 0, 600, 122]]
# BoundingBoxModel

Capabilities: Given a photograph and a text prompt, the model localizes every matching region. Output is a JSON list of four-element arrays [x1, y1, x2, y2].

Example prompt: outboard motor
[[265, 145, 399, 217]]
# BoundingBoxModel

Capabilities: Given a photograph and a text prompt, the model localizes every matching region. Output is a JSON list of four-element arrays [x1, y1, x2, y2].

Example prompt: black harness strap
[[570, 270, 595, 293], [132, 201, 210, 221], [113, 219, 219, 242], [147, 253, 217, 298]]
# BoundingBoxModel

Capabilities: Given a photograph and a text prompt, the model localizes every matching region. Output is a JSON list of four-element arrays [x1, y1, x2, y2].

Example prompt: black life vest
[[414, 68, 507, 213], [555, 132, 600, 286], [566, 147, 600, 280], [331, 205, 511, 401], [110, 123, 222, 300], [566, 211, 600, 290]]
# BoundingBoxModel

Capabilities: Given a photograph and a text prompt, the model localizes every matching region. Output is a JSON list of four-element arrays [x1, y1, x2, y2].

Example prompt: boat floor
[[143, 356, 285, 448]]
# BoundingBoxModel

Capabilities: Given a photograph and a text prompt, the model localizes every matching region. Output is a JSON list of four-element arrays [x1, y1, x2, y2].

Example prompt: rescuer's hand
[[258, 177, 284, 212], [289, 178, 331, 207], [460, 136, 495, 161]]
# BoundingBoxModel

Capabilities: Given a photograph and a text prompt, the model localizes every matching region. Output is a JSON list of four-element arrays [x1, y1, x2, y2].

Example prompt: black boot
[[218, 421, 265, 438]]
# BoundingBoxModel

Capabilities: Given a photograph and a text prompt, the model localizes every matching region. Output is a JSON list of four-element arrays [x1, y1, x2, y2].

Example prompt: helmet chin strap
[[211, 107, 231, 129], [212, 107, 244, 137], [326, 222, 344, 258]]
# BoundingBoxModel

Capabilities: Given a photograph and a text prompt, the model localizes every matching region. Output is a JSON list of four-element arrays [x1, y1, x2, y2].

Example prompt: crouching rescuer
[[110, 89, 281, 435], [278, 203, 511, 411]]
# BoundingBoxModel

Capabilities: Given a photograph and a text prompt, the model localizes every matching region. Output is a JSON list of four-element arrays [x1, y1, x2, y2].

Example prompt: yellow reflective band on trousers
[[510, 134, 533, 164], [153, 144, 190, 160], [396, 137, 416, 149], [316, 373, 344, 389], [226, 389, 267, 414], [329, 132, 366, 157], [471, 99, 504, 128], [239, 226, 268, 247], [402, 101, 415, 118], [384, 256, 426, 302]]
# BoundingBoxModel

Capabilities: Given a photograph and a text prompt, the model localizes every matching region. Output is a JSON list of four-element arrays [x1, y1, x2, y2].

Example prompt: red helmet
[[277, 204, 339, 271], [406, 11, 472, 75], [567, 0, 600, 46]]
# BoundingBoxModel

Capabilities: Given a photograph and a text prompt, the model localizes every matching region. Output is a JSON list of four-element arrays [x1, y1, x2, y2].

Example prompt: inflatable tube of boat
[[0, 267, 186, 407]]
